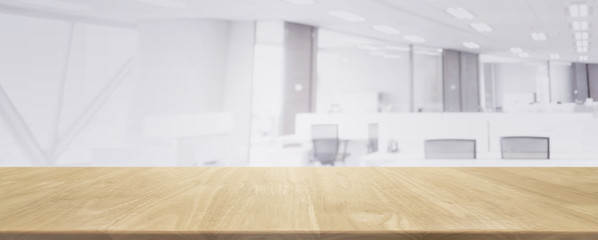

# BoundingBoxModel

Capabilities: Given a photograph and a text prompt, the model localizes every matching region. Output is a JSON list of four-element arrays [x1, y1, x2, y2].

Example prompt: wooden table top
[[1, 168, 598, 240]]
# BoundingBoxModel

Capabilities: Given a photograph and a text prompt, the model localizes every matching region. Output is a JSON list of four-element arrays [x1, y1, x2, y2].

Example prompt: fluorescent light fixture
[[577, 47, 588, 52], [574, 32, 589, 40], [519, 52, 530, 58], [572, 21, 589, 30], [510, 47, 523, 54], [463, 42, 480, 49], [373, 25, 400, 35], [531, 32, 547, 41], [576, 40, 588, 46], [403, 35, 425, 43], [284, 0, 315, 5], [446, 7, 475, 19], [569, 3, 589, 17], [470, 22, 493, 32], [550, 54, 560, 60], [328, 10, 365, 22], [134, 0, 186, 8], [384, 45, 410, 51], [359, 45, 382, 51], [17, 0, 92, 11], [580, 56, 589, 61]]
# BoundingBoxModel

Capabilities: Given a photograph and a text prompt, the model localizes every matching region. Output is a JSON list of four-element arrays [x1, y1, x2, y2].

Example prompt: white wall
[[493, 62, 548, 111], [549, 61, 574, 103], [316, 29, 410, 113], [413, 49, 443, 112], [0, 15, 256, 166]]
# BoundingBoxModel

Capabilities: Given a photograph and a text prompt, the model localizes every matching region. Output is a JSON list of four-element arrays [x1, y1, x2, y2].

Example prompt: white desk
[[296, 113, 598, 159], [361, 152, 598, 167]]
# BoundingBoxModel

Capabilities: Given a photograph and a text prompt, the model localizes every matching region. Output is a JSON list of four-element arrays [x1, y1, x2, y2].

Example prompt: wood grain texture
[[1, 168, 598, 240]]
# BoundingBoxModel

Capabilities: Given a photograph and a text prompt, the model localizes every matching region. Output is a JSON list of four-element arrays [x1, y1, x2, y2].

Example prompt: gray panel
[[483, 63, 496, 111], [501, 137, 549, 159], [425, 139, 476, 159], [572, 63, 589, 102], [460, 52, 480, 112], [588, 64, 598, 101], [442, 50, 461, 112], [281, 22, 315, 134]]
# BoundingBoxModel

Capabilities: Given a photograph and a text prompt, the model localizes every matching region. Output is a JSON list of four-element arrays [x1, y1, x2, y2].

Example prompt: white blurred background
[[1, 0, 598, 166]]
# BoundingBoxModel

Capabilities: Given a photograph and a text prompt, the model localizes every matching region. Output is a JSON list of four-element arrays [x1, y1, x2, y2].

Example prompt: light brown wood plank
[[1, 168, 598, 240]]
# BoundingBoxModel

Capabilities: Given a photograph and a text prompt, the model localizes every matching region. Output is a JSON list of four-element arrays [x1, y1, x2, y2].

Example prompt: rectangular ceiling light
[[569, 3, 590, 17], [510, 47, 523, 54], [471, 23, 493, 32], [576, 40, 589, 46], [531, 32, 547, 41], [373, 25, 400, 35], [446, 7, 475, 19], [328, 10, 365, 22], [134, 0, 186, 8], [580, 56, 589, 61], [574, 32, 589, 40], [572, 21, 589, 30], [463, 42, 480, 49], [403, 35, 425, 43], [577, 47, 588, 52], [550, 54, 560, 60]]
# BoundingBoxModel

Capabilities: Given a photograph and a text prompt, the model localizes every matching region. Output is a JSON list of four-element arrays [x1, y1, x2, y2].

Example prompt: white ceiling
[[0, 0, 596, 63]]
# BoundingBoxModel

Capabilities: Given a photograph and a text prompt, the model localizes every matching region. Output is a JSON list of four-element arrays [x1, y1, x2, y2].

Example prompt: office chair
[[311, 124, 347, 166], [367, 123, 379, 153], [501, 136, 549, 159], [424, 139, 476, 159]]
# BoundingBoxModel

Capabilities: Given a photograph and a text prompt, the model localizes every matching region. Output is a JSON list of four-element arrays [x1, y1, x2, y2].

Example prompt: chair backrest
[[311, 125, 340, 164], [368, 123, 379, 153], [501, 136, 549, 159], [425, 139, 476, 159]]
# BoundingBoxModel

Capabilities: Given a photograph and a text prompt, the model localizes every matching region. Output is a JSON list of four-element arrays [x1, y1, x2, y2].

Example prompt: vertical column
[[587, 64, 598, 101], [281, 22, 316, 135], [442, 50, 462, 112], [483, 63, 496, 111], [460, 52, 480, 112], [572, 62, 589, 102], [409, 45, 415, 112]]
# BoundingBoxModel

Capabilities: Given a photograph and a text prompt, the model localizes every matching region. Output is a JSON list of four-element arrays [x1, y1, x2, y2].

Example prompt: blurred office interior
[[1, 0, 598, 166]]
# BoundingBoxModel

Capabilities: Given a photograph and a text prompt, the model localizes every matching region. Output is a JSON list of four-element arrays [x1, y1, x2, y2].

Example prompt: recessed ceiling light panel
[[531, 32, 547, 41], [569, 3, 590, 17], [572, 21, 589, 31], [471, 23, 493, 32], [373, 25, 400, 35], [403, 35, 425, 43], [328, 10, 365, 22], [550, 54, 560, 60], [462, 42, 480, 49], [510, 47, 523, 54], [574, 32, 589, 40], [446, 7, 475, 19]]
